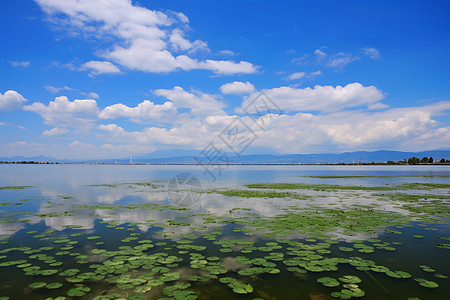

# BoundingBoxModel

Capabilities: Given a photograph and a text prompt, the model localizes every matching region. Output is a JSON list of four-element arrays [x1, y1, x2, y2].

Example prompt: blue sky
[[0, 0, 449, 159]]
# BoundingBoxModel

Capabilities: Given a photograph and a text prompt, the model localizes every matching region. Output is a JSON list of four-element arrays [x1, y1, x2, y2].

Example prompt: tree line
[[387, 157, 450, 165]]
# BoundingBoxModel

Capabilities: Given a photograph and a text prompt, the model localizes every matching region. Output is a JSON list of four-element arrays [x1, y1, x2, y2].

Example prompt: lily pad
[[29, 282, 47, 288], [414, 278, 439, 288], [47, 282, 63, 289], [317, 277, 340, 287], [67, 286, 91, 296], [338, 275, 362, 284]]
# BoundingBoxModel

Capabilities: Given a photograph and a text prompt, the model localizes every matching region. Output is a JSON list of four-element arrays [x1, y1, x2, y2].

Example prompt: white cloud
[[283, 71, 321, 81], [100, 87, 227, 123], [326, 52, 360, 68], [86, 92, 99, 99], [4, 98, 450, 158], [45, 86, 99, 99], [99, 100, 176, 123], [220, 81, 255, 94], [242, 101, 450, 153], [242, 83, 385, 113], [285, 72, 305, 81], [36, 0, 172, 28], [216, 50, 237, 56], [363, 47, 381, 60], [94, 101, 450, 155], [314, 49, 327, 61], [45, 86, 75, 93], [169, 29, 210, 54], [23, 96, 99, 129], [293, 49, 365, 69], [0, 122, 25, 129], [9, 61, 30, 67], [36, 0, 258, 75], [0, 90, 28, 111], [81, 61, 121, 75], [198, 60, 258, 75], [154, 86, 226, 117], [42, 127, 70, 136], [368, 102, 389, 110], [291, 54, 309, 65]]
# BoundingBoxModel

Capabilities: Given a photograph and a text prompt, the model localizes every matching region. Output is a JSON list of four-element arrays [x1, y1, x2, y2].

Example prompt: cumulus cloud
[[42, 127, 70, 136], [23, 96, 99, 129], [36, 0, 258, 75], [363, 47, 381, 59], [81, 61, 121, 75], [169, 29, 209, 54], [242, 83, 385, 113], [98, 121, 207, 147], [220, 81, 255, 94], [154, 86, 226, 117], [99, 100, 177, 123], [5, 98, 450, 158], [0, 90, 28, 111], [99, 86, 227, 125], [242, 101, 450, 153], [94, 101, 450, 155]]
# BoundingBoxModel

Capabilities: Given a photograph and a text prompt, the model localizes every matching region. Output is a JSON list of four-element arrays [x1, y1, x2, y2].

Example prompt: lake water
[[0, 164, 449, 300]]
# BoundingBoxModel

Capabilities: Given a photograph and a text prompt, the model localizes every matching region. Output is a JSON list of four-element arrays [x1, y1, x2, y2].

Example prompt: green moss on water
[[88, 184, 119, 187], [0, 186, 33, 190], [212, 189, 310, 200], [303, 175, 450, 179], [0, 176, 449, 300], [79, 203, 188, 211], [246, 182, 450, 191]]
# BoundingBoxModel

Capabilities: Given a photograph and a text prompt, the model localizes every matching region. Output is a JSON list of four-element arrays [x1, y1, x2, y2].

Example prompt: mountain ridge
[[1, 150, 449, 164]]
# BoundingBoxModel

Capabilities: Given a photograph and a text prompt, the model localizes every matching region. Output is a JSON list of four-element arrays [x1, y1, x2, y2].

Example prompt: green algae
[[246, 182, 450, 191], [212, 189, 309, 199], [0, 186, 33, 190], [0, 176, 449, 300]]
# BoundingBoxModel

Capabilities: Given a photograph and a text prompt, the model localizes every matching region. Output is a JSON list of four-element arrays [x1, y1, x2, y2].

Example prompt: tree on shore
[[408, 157, 420, 165]]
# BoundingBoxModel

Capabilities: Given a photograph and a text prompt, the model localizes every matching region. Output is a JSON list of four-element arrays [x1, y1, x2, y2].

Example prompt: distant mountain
[[135, 149, 214, 159], [0, 155, 60, 162], [129, 149, 450, 164], [1, 150, 449, 164]]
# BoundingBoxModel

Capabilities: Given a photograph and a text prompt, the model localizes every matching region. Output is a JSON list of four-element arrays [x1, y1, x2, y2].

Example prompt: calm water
[[0, 164, 449, 300]]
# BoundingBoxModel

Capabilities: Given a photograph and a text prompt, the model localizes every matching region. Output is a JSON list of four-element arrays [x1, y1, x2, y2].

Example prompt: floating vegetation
[[246, 182, 450, 191], [0, 173, 449, 299], [0, 186, 33, 190], [212, 189, 309, 200], [302, 175, 450, 179], [414, 278, 439, 288]]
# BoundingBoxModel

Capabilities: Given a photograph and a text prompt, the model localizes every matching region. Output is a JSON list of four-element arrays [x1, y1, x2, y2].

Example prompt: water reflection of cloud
[[6, 182, 429, 242], [43, 215, 95, 231], [0, 222, 24, 236]]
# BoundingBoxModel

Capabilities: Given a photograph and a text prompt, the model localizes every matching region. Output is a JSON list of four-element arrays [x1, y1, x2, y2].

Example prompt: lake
[[0, 164, 449, 300]]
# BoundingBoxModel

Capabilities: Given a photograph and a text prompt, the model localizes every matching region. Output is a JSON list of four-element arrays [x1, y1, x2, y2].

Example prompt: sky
[[0, 0, 449, 160]]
